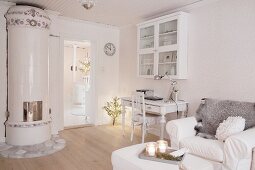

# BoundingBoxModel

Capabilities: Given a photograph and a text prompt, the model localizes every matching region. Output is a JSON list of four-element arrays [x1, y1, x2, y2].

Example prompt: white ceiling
[[4, 0, 203, 27]]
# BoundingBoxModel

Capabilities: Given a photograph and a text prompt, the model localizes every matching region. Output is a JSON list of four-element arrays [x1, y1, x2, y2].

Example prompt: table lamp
[[154, 73, 179, 102]]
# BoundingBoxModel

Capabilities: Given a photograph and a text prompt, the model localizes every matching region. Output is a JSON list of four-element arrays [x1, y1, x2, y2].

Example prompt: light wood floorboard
[[0, 125, 158, 170]]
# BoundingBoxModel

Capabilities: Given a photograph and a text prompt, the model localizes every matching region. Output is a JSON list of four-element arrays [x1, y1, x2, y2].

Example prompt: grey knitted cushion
[[195, 98, 255, 139]]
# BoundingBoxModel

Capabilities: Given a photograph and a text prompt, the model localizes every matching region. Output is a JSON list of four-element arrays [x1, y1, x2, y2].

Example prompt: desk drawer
[[145, 105, 160, 113], [122, 100, 160, 113]]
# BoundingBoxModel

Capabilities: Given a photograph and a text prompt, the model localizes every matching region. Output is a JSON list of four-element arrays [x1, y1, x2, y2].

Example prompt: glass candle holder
[[146, 142, 157, 156], [157, 140, 168, 153]]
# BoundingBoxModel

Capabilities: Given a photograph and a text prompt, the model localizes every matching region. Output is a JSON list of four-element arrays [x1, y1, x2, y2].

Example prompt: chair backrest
[[131, 92, 146, 122]]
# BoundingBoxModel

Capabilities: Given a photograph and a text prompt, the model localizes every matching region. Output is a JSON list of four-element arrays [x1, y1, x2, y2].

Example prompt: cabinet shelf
[[159, 30, 177, 36], [140, 63, 154, 66], [158, 62, 177, 64], [140, 35, 154, 40]]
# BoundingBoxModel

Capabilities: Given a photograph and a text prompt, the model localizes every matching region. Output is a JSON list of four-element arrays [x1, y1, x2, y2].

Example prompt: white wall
[[54, 16, 120, 129], [119, 0, 255, 118]]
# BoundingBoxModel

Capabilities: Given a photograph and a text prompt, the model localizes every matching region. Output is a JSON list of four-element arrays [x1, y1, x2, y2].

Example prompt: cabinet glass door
[[139, 53, 154, 76], [139, 25, 154, 49], [159, 20, 177, 47], [158, 51, 177, 76]]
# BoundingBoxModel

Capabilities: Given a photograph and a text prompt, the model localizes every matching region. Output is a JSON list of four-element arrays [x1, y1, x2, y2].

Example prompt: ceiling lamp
[[79, 0, 96, 10]]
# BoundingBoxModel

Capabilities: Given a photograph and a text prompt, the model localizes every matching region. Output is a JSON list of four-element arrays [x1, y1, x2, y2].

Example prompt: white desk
[[121, 97, 188, 139]]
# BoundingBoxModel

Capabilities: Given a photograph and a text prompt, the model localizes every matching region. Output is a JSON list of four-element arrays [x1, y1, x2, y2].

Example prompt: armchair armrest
[[166, 116, 197, 149], [224, 127, 255, 170], [252, 148, 255, 170]]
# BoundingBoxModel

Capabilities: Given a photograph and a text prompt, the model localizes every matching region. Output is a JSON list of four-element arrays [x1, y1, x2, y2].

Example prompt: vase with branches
[[103, 97, 121, 126]]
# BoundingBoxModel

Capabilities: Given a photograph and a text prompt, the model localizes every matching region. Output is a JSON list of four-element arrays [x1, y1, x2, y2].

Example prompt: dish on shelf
[[159, 30, 177, 35], [141, 35, 154, 39]]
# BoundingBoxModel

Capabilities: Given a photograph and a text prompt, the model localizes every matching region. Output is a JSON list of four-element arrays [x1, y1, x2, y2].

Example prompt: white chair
[[130, 92, 160, 143], [166, 117, 255, 170]]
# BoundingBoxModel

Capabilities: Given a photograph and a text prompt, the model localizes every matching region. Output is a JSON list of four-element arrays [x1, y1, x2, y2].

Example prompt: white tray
[[138, 148, 185, 165]]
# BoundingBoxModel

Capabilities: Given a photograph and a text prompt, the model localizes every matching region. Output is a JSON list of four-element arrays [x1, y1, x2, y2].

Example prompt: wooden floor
[[0, 125, 158, 170]]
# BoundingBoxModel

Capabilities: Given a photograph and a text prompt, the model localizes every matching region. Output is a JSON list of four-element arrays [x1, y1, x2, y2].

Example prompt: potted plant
[[103, 97, 121, 126]]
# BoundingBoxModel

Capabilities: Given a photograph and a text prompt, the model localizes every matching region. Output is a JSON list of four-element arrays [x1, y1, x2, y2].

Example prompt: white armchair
[[166, 117, 255, 170]]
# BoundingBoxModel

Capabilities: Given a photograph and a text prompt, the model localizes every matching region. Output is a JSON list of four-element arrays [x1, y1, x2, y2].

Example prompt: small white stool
[[111, 143, 214, 170]]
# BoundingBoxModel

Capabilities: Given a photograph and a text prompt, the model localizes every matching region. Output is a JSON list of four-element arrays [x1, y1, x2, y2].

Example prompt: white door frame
[[58, 33, 97, 131]]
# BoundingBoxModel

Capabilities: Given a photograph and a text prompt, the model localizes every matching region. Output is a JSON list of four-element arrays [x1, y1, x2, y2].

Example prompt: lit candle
[[157, 140, 168, 153], [146, 142, 156, 156]]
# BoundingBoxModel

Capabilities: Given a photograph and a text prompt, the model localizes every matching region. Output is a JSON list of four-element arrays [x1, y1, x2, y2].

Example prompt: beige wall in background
[[119, 0, 255, 117]]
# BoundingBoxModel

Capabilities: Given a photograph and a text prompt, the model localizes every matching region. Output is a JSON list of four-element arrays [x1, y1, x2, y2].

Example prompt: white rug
[[0, 135, 66, 158]]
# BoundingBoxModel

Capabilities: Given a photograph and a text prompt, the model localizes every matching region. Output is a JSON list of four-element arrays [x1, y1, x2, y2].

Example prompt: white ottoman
[[111, 144, 214, 170]]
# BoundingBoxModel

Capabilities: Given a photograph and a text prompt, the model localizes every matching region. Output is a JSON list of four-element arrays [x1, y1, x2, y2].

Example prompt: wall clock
[[104, 43, 116, 56]]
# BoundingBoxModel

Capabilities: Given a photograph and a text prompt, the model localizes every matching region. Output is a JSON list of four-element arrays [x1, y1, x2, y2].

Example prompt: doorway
[[63, 40, 92, 127]]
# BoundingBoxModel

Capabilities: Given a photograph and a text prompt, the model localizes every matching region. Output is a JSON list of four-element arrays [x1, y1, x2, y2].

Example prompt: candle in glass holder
[[146, 142, 156, 156], [157, 140, 168, 153]]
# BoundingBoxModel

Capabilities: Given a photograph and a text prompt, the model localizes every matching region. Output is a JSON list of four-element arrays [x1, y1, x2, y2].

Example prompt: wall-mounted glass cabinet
[[139, 25, 154, 49], [159, 20, 177, 47], [139, 53, 154, 76], [158, 51, 177, 76], [137, 12, 188, 79]]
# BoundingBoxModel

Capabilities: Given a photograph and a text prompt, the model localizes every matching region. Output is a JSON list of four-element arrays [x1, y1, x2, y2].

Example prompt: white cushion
[[215, 116, 245, 141], [180, 136, 224, 162]]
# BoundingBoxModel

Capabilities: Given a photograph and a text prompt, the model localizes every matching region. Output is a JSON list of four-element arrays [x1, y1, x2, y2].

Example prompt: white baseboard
[[94, 120, 103, 126]]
